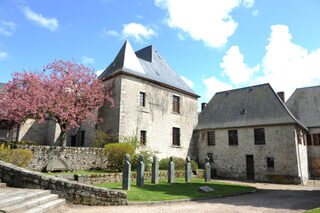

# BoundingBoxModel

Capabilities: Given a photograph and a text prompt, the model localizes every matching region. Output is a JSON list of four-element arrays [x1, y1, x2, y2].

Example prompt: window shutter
[[313, 134, 319, 146]]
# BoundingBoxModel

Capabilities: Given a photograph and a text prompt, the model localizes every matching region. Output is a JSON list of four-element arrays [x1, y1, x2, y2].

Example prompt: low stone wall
[[17, 145, 106, 172], [0, 160, 127, 205], [75, 170, 186, 184]]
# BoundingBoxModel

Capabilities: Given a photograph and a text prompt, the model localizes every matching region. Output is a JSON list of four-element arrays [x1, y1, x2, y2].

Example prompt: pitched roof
[[99, 40, 198, 97], [0, 82, 6, 91], [286, 85, 320, 127], [195, 83, 307, 130]]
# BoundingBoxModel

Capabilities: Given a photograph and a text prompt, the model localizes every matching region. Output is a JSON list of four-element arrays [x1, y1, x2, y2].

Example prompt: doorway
[[246, 155, 254, 179]]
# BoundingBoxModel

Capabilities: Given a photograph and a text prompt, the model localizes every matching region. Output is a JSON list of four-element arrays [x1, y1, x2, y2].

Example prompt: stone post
[[151, 156, 159, 184], [122, 154, 131, 190], [185, 156, 191, 182], [168, 156, 175, 183], [205, 157, 211, 182], [137, 155, 145, 187]]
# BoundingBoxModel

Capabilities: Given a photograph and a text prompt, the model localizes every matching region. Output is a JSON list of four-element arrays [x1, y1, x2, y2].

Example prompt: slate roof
[[195, 83, 307, 130], [0, 82, 6, 91], [286, 85, 320, 127], [99, 40, 198, 97]]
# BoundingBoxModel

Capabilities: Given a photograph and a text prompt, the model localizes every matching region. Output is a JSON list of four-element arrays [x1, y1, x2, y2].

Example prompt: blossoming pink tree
[[0, 59, 114, 146]]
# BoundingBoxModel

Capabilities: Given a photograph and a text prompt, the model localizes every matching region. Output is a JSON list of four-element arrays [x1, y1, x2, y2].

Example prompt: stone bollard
[[185, 156, 191, 182], [205, 157, 211, 182], [168, 156, 175, 183], [151, 156, 159, 184], [122, 154, 131, 190], [137, 155, 145, 187]]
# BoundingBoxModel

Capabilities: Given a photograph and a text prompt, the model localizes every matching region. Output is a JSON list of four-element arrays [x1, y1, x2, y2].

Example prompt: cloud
[[81, 56, 95, 64], [220, 46, 259, 85], [22, 7, 58, 32], [122, 23, 155, 43], [177, 33, 185, 40], [96, 69, 104, 77], [255, 25, 320, 97], [243, 0, 254, 8], [155, 0, 241, 48], [0, 20, 16, 36], [203, 76, 233, 99], [252, 9, 259, 16], [180, 76, 194, 88], [0, 51, 8, 60]]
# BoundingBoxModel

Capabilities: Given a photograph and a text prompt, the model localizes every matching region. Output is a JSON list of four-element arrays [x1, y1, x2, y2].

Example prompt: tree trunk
[[59, 128, 67, 146]]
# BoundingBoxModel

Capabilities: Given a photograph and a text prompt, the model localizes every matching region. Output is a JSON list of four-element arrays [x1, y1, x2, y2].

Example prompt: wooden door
[[246, 155, 255, 180]]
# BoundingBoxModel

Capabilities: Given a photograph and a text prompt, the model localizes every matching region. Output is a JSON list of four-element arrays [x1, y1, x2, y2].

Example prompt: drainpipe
[[296, 129, 304, 184]]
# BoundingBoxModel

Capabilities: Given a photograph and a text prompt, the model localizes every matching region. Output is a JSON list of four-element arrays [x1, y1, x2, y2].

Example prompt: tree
[[0, 59, 114, 146]]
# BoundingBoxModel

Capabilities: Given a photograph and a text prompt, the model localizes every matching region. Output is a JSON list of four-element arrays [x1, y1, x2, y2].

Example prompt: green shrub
[[104, 143, 135, 171], [122, 136, 140, 148], [131, 150, 158, 171], [11, 149, 33, 168], [159, 157, 186, 171], [94, 130, 118, 148], [0, 143, 12, 162], [190, 160, 199, 172]]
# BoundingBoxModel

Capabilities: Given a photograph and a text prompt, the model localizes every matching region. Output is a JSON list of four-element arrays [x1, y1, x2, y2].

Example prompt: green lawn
[[94, 178, 256, 202], [304, 208, 320, 213]]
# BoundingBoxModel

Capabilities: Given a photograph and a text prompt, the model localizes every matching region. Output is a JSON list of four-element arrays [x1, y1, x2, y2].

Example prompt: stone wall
[[0, 160, 127, 205], [17, 145, 106, 172], [198, 125, 308, 184]]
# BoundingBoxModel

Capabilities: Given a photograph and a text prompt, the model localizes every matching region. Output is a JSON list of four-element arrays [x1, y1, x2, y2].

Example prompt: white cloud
[[256, 25, 320, 97], [252, 9, 259, 16], [177, 33, 185, 40], [220, 46, 259, 85], [122, 23, 155, 43], [243, 0, 254, 8], [155, 0, 241, 48], [0, 20, 16, 36], [22, 7, 58, 32], [203, 76, 233, 99], [180, 76, 194, 88], [0, 51, 8, 60], [81, 56, 95, 64], [96, 69, 104, 77]]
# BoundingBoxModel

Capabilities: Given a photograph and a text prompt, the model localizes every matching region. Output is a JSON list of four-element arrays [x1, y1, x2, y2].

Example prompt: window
[[139, 92, 145, 107], [172, 95, 180, 113], [254, 128, 265, 145], [267, 157, 274, 168], [172, 127, 180, 146], [228, 130, 238, 145], [207, 131, 215, 146], [80, 130, 85, 146], [297, 129, 302, 145], [313, 134, 320, 146], [207, 153, 213, 162], [307, 134, 312, 145], [140, 130, 146, 145]]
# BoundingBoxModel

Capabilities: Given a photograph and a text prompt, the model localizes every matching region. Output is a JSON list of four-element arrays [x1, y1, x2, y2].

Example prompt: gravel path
[[59, 180, 320, 213]]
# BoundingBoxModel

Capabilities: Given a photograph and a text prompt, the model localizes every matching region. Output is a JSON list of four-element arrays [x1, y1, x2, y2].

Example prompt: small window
[[228, 130, 238, 145], [297, 129, 302, 145], [172, 95, 180, 113], [207, 131, 215, 146], [80, 130, 85, 146], [139, 92, 145, 107], [207, 153, 213, 163], [267, 157, 274, 168], [254, 128, 265, 145], [307, 134, 312, 145], [313, 134, 320, 146], [140, 130, 146, 145], [173, 127, 180, 146]]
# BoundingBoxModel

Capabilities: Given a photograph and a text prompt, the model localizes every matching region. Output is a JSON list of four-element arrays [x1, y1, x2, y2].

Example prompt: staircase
[[0, 181, 65, 213]]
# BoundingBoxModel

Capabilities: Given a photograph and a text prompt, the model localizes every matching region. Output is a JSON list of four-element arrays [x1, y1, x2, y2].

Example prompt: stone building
[[286, 85, 320, 177], [196, 83, 309, 184], [97, 40, 199, 158]]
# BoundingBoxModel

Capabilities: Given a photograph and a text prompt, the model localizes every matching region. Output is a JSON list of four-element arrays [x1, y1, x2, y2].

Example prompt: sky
[[1, 0, 320, 106]]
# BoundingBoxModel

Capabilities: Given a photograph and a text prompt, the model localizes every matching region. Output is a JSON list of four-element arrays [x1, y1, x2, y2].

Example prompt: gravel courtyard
[[59, 180, 320, 213]]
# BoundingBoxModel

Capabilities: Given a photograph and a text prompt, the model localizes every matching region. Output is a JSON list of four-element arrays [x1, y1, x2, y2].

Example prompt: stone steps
[[0, 187, 65, 213]]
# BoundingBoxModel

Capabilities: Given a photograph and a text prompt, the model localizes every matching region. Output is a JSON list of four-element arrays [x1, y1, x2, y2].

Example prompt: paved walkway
[[60, 180, 320, 213]]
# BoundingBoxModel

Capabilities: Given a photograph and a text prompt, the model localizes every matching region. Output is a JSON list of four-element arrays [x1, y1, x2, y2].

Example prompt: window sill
[[171, 145, 181, 148], [171, 111, 180, 115]]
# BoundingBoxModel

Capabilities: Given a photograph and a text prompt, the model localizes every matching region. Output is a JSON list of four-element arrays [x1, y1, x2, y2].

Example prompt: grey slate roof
[[286, 85, 320, 127], [99, 40, 198, 97], [0, 82, 6, 91], [195, 83, 307, 130]]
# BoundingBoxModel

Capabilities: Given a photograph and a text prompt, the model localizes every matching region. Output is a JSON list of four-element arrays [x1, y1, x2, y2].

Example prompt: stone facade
[[17, 145, 106, 172], [198, 125, 308, 184], [0, 160, 127, 205]]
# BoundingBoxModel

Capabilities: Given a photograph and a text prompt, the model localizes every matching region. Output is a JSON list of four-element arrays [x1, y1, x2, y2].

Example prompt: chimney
[[201, 102, 207, 111], [277, 92, 285, 102]]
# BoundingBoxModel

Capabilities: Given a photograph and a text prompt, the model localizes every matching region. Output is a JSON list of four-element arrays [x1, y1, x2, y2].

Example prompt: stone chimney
[[277, 92, 285, 102], [201, 102, 207, 111]]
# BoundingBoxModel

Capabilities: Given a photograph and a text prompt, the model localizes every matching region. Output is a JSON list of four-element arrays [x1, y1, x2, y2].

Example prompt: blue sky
[[1, 0, 320, 105]]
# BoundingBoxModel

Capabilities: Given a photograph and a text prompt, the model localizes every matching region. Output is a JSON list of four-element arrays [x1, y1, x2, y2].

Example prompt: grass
[[304, 208, 320, 213], [94, 178, 256, 202]]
